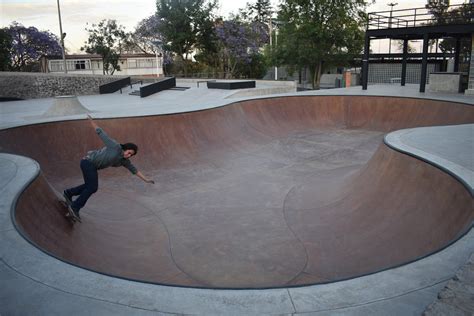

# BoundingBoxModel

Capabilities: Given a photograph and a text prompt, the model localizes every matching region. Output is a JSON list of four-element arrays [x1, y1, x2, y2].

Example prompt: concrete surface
[[428, 73, 462, 93], [424, 254, 474, 315], [0, 83, 473, 315]]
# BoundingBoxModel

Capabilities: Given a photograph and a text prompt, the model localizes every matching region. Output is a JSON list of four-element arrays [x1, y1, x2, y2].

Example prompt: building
[[41, 53, 164, 77], [362, 3, 474, 94]]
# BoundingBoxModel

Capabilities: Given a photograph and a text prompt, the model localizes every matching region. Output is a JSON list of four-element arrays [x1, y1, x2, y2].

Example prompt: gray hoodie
[[85, 128, 137, 174]]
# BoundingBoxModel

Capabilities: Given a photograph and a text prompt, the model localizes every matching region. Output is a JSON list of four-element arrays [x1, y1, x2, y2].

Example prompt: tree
[[234, 52, 268, 79], [81, 19, 127, 75], [273, 0, 369, 89], [122, 15, 176, 75], [215, 19, 268, 78], [124, 15, 164, 54], [193, 12, 221, 72], [425, 0, 450, 26], [5, 22, 62, 71], [0, 29, 12, 71], [396, 40, 416, 54], [240, 0, 273, 24], [155, 0, 217, 76], [426, 2, 473, 55]]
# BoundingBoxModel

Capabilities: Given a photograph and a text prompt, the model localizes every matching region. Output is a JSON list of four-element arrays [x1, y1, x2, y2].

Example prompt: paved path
[[425, 254, 474, 315]]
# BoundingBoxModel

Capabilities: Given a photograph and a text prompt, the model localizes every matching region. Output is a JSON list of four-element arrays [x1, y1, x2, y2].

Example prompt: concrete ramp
[[42, 96, 90, 117], [2, 95, 473, 289]]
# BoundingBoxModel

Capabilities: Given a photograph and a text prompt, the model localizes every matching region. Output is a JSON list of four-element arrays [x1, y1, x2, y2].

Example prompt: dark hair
[[121, 143, 138, 156]]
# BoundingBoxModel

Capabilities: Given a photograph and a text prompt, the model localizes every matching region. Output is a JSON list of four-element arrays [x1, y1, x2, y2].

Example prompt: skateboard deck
[[58, 199, 77, 224]]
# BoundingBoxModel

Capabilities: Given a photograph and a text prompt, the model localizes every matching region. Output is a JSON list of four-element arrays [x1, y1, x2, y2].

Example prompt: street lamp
[[269, 19, 281, 81], [387, 2, 398, 55], [150, 40, 163, 78], [56, 0, 67, 73]]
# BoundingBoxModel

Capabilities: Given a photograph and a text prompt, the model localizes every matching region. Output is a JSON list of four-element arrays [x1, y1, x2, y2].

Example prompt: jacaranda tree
[[125, 15, 164, 54], [215, 19, 269, 78], [6, 22, 62, 71], [122, 15, 176, 75]]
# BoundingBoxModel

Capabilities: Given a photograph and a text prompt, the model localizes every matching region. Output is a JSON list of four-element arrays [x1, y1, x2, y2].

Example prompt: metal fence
[[367, 4, 474, 30]]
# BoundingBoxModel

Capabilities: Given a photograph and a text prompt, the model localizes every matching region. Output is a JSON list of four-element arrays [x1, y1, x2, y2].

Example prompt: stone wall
[[0, 72, 129, 99]]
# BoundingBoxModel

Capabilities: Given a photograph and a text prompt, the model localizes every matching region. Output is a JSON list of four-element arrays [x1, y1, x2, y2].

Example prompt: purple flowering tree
[[125, 15, 164, 54], [123, 15, 173, 74], [6, 22, 62, 71], [215, 19, 269, 78]]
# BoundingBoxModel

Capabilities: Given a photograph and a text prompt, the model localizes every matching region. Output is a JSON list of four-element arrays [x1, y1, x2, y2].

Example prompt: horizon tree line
[[2, 0, 469, 88]]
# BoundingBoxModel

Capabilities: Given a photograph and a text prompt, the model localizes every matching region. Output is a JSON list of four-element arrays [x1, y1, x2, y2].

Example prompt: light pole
[[387, 2, 398, 55], [151, 40, 163, 78], [56, 0, 67, 73], [269, 18, 281, 81], [275, 28, 278, 80]]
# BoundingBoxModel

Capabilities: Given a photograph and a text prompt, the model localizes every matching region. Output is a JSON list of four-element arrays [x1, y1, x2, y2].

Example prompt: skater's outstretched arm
[[87, 114, 119, 148], [121, 158, 153, 184], [136, 171, 155, 184]]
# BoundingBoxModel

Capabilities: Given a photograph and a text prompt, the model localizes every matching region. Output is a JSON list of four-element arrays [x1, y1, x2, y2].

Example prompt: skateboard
[[58, 199, 79, 224]]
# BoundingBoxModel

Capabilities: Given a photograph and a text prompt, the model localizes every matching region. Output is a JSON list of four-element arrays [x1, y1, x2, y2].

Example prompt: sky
[[0, 0, 469, 54]]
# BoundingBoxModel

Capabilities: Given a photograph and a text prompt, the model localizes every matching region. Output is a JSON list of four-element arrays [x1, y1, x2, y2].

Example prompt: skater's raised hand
[[87, 114, 99, 130]]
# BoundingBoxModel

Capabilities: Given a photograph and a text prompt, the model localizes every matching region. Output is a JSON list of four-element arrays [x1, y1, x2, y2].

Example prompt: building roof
[[47, 53, 156, 61]]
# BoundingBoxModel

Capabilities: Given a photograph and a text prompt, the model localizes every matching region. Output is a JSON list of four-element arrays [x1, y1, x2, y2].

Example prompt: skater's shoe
[[67, 204, 82, 223], [63, 190, 73, 205]]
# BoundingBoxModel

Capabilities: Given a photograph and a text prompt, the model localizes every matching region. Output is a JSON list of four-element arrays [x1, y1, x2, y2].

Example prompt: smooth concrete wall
[[0, 72, 128, 99], [428, 73, 462, 93]]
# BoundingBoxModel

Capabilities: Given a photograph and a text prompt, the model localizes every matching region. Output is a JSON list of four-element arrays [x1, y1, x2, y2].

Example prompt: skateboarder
[[63, 114, 154, 221]]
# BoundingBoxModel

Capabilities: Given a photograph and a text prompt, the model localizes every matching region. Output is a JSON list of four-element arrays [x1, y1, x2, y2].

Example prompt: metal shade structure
[[362, 3, 474, 92]]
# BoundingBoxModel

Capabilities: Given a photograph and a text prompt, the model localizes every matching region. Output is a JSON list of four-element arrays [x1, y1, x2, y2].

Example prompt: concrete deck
[[0, 82, 473, 315]]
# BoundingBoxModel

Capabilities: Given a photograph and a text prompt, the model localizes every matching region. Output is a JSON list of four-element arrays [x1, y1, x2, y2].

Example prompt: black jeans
[[68, 159, 98, 213]]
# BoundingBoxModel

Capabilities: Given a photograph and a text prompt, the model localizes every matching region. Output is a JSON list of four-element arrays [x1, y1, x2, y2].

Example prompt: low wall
[[428, 73, 462, 93], [0, 72, 128, 100], [320, 74, 343, 88]]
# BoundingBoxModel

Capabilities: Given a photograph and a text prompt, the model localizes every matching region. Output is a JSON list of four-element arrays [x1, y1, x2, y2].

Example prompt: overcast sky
[[0, 0, 468, 53]]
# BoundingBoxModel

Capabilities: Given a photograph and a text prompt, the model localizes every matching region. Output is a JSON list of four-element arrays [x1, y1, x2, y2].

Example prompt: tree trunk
[[229, 59, 238, 79], [312, 61, 322, 90], [182, 55, 188, 77], [102, 57, 106, 75]]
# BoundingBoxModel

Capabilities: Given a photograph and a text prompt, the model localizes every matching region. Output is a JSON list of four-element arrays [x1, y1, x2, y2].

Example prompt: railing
[[171, 72, 227, 79], [138, 77, 176, 98], [367, 3, 473, 30], [99, 77, 131, 94]]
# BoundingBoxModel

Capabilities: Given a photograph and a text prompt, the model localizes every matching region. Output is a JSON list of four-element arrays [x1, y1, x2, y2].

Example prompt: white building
[[42, 53, 164, 76]]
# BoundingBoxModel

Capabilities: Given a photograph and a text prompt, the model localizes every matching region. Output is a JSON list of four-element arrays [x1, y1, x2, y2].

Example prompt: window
[[75, 60, 86, 70], [128, 59, 137, 69], [49, 60, 63, 72], [127, 58, 156, 69], [49, 59, 92, 72]]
